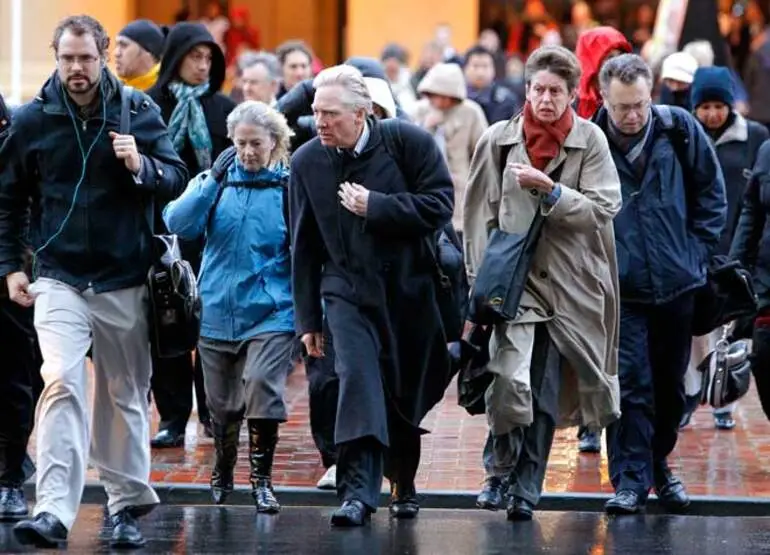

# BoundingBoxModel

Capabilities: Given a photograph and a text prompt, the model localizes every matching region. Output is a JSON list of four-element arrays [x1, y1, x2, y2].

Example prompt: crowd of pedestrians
[[0, 1, 769, 549]]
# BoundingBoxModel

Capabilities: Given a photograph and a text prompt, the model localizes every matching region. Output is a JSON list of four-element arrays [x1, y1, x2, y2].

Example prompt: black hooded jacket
[[147, 22, 236, 177], [277, 56, 410, 152]]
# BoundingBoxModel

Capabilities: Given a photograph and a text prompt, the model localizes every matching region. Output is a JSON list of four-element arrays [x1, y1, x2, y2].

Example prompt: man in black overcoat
[[289, 64, 455, 527]]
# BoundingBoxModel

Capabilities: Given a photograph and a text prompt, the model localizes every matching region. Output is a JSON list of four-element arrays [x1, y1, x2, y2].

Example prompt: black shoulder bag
[[469, 161, 565, 325], [121, 85, 202, 359]]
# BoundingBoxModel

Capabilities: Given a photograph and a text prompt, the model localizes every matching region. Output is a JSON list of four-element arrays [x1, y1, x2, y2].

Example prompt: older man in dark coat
[[290, 64, 454, 527]]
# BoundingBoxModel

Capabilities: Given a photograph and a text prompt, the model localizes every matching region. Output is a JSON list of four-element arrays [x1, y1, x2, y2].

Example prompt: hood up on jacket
[[575, 27, 631, 119], [417, 63, 467, 101], [156, 22, 226, 95], [344, 56, 387, 80]]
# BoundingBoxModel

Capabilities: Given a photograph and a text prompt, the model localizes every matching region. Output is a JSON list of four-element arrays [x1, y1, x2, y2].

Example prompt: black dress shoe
[[655, 472, 690, 512], [13, 512, 68, 548], [330, 500, 371, 527], [389, 483, 419, 519], [111, 508, 146, 549], [476, 477, 506, 511], [0, 487, 28, 521], [150, 429, 184, 448], [605, 490, 644, 515], [506, 497, 534, 521]]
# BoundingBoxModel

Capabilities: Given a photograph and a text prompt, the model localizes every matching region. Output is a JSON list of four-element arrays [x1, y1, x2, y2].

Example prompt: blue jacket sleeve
[[683, 111, 728, 258], [365, 123, 454, 237], [162, 172, 221, 241]]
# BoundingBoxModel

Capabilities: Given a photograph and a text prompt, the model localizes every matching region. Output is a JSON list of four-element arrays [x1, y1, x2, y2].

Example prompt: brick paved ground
[[27, 365, 770, 497]]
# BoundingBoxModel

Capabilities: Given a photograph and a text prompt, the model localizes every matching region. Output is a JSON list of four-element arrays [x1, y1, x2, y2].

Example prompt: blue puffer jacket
[[163, 161, 294, 341], [594, 105, 727, 304]]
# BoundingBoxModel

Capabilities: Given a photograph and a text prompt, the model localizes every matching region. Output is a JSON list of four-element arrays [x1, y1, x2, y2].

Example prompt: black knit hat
[[118, 19, 168, 61]]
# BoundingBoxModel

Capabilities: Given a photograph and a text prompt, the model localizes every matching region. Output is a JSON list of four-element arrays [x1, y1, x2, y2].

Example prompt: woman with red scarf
[[464, 46, 622, 521]]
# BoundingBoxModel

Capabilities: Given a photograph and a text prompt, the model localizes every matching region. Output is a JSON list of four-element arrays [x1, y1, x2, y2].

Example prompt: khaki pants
[[30, 278, 159, 530]]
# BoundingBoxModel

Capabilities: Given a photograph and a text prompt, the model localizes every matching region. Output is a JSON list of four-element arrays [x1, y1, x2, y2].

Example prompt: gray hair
[[226, 101, 294, 165], [239, 50, 281, 81], [599, 53, 653, 92], [313, 65, 373, 113]]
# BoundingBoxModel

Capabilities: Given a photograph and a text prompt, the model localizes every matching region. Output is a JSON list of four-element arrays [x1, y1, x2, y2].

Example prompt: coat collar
[[36, 69, 120, 117], [495, 109, 590, 174], [496, 109, 591, 149], [714, 113, 748, 146]]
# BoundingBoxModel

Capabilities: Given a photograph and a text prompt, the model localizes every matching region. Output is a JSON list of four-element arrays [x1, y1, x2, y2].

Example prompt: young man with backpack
[[592, 54, 727, 515]]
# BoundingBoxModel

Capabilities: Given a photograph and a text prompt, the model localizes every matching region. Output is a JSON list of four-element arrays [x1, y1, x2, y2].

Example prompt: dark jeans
[[151, 349, 210, 435], [305, 318, 338, 468], [607, 292, 695, 497], [0, 298, 44, 486]]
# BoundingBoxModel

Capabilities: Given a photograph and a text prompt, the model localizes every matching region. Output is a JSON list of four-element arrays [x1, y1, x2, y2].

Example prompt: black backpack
[[378, 119, 469, 343], [121, 85, 202, 359]]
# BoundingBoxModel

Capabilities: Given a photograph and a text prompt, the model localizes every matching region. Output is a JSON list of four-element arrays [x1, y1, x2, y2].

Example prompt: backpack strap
[[120, 85, 134, 135], [120, 84, 157, 236]]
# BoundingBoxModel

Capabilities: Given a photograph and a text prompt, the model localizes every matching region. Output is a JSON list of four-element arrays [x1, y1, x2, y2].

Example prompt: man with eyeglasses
[[0, 15, 187, 548], [592, 54, 726, 516]]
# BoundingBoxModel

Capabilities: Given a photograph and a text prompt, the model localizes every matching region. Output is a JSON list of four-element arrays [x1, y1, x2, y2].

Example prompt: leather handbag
[[470, 163, 564, 326], [697, 326, 752, 409], [121, 85, 202, 359], [692, 255, 758, 337]]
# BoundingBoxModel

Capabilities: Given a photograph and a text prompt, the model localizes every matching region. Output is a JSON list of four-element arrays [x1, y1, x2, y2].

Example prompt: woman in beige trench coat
[[463, 46, 622, 521]]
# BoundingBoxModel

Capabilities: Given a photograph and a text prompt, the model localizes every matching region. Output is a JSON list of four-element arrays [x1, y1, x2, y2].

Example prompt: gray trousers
[[482, 323, 561, 505], [198, 332, 294, 424], [29, 278, 158, 530]]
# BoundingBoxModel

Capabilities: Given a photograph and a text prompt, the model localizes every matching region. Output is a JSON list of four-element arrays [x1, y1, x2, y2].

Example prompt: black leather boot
[[248, 419, 280, 514], [210, 420, 241, 505]]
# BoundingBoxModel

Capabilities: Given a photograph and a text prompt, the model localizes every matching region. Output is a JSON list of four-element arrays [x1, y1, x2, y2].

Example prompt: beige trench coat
[[463, 112, 622, 434]]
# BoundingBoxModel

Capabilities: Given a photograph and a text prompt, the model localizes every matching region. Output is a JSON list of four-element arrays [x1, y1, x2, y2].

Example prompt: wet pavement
[[27, 365, 770, 497], [2, 505, 770, 554]]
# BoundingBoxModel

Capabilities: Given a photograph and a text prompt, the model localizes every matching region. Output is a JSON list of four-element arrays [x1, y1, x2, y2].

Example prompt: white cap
[[364, 77, 397, 119], [660, 52, 699, 84]]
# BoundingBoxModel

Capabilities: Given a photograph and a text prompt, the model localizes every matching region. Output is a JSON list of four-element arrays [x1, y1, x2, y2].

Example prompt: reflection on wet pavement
[[1, 505, 769, 554], [26, 366, 770, 497]]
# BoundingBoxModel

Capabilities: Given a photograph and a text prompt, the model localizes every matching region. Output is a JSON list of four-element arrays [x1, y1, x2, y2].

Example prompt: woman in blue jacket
[[163, 101, 295, 513]]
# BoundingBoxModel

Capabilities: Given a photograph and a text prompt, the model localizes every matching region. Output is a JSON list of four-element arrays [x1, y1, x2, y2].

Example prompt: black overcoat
[[289, 118, 454, 446]]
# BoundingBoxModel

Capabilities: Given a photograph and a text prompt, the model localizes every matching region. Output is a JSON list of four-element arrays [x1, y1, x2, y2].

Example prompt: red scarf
[[522, 101, 574, 171]]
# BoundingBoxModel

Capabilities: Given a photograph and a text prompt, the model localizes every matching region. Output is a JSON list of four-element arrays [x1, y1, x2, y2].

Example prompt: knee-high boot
[[248, 419, 280, 513], [210, 421, 241, 504]]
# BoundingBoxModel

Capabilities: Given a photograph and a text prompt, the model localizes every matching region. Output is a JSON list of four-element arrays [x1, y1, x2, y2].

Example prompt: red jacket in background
[[575, 27, 632, 119]]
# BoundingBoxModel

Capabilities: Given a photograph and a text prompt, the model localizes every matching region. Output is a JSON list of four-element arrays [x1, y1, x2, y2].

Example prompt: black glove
[[210, 146, 237, 182]]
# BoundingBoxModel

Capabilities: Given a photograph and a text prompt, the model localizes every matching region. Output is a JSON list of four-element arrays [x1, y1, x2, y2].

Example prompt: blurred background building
[[0, 0, 766, 102]]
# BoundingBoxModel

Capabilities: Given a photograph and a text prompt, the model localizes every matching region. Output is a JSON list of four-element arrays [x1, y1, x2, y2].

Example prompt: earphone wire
[[32, 79, 108, 280]]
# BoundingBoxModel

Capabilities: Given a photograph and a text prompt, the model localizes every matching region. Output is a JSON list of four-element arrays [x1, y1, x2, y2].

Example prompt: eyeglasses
[[608, 98, 651, 116], [57, 54, 100, 67]]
